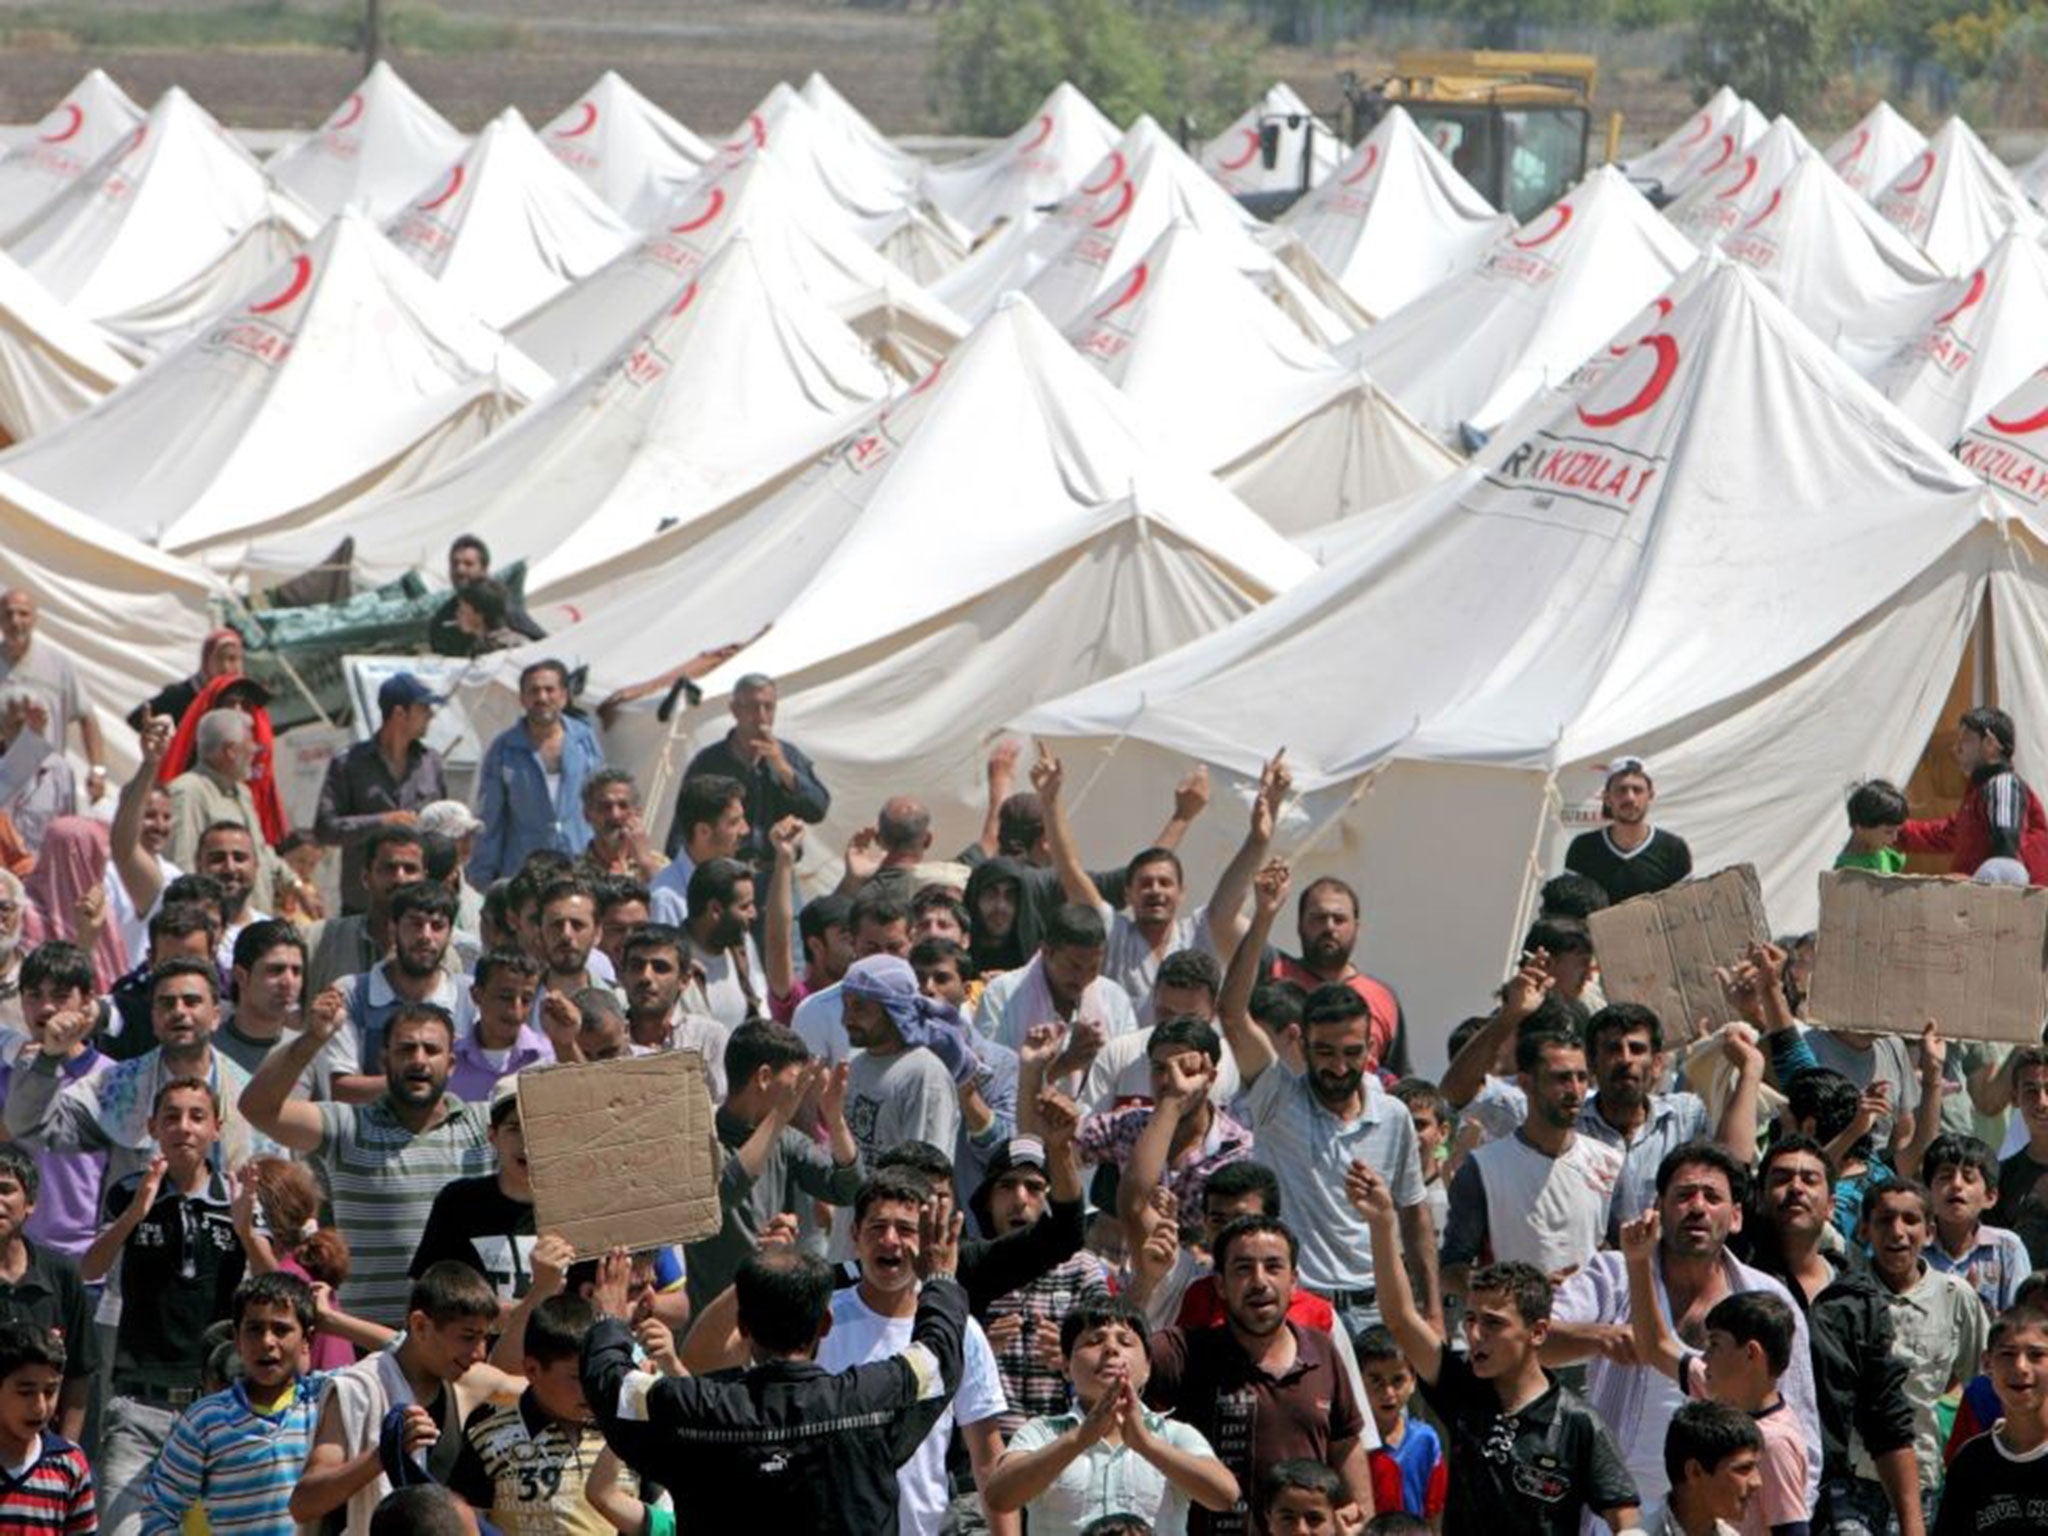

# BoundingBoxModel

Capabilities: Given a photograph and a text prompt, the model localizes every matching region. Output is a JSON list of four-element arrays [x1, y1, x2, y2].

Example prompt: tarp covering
[[0, 248, 135, 442], [0, 211, 549, 550], [921, 81, 1120, 236], [1825, 100, 1929, 200], [0, 69, 144, 238], [541, 69, 713, 228], [1199, 83, 1342, 196], [1016, 254, 2017, 1058], [1280, 105, 1511, 322], [1874, 116, 2042, 274], [267, 61, 469, 223], [1879, 228, 2048, 447]]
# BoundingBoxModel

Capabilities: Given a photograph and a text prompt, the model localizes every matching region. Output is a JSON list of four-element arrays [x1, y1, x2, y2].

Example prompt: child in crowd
[[0, 1319, 93, 1532], [986, 1300, 1235, 1534], [137, 1271, 328, 1533], [1355, 1326, 1444, 1528], [1259, 1460, 1363, 1536], [1659, 1401, 1765, 1536], [1389, 1080, 1451, 1242], [1947, 1272, 2048, 1460], [1835, 781, 1908, 875], [1350, 1162, 1639, 1535], [1922, 1133, 2031, 1313], [1933, 1306, 2048, 1535], [1620, 1212, 1810, 1536], [235, 1155, 359, 1368]]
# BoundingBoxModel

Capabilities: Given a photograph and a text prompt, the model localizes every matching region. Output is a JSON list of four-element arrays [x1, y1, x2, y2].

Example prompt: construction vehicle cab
[[1344, 52, 1600, 223]]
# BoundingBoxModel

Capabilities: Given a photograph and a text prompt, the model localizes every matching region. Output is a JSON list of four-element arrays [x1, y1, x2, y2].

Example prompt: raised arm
[[1440, 954, 1551, 1111], [763, 817, 805, 1005], [1115, 1064, 1204, 1232], [492, 1233, 576, 1373], [1151, 763, 1210, 852], [1714, 1024, 1766, 1168], [111, 715, 173, 916], [3, 1009, 107, 1152], [83, 1159, 164, 1283], [1031, 743, 1102, 909], [974, 739, 1022, 858], [237, 989, 346, 1154], [1206, 749, 1289, 957], [1217, 858, 1288, 1088], [1618, 1211, 1685, 1381], [1347, 1162, 1443, 1386], [1897, 1021, 1946, 1182]]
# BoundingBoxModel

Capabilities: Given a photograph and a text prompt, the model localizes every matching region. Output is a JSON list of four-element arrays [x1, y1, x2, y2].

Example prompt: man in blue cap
[[315, 672, 450, 916]]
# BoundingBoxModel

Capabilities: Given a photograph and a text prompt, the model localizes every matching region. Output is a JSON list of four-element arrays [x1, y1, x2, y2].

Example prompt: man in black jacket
[[582, 1205, 966, 1535]]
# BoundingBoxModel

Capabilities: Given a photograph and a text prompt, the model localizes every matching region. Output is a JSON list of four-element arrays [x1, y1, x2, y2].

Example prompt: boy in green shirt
[[1835, 780, 1907, 874]]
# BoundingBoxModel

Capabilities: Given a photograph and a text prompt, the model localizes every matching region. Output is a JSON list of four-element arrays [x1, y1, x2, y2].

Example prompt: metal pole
[[364, 0, 383, 69]]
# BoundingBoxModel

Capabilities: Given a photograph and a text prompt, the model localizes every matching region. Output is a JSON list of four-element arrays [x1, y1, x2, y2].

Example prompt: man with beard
[[616, 923, 728, 1102], [216, 919, 307, 1076], [592, 876, 650, 974], [648, 774, 747, 925], [240, 1000, 493, 1326], [1260, 874, 1408, 1078], [976, 904, 1138, 1079], [1565, 757, 1694, 905], [469, 660, 605, 888], [195, 822, 269, 958], [448, 950, 551, 1106], [315, 671, 448, 916], [327, 883, 474, 1098], [576, 769, 667, 884], [1443, 1029, 1621, 1282], [679, 673, 832, 882], [167, 712, 286, 912], [679, 859, 769, 1030], [305, 826, 430, 993], [1218, 860, 1435, 1342], [529, 877, 610, 1018], [1546, 1144, 1821, 1524], [1144, 1215, 1375, 1533], [1738, 1135, 1923, 1536], [839, 956, 965, 1190]]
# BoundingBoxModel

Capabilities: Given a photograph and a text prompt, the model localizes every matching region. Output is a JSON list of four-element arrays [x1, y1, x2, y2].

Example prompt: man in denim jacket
[[468, 660, 605, 887]]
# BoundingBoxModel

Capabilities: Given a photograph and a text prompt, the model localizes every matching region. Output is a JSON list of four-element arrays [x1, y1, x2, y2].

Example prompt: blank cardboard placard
[[1586, 865, 1771, 1046], [1807, 870, 2048, 1043], [519, 1053, 722, 1258]]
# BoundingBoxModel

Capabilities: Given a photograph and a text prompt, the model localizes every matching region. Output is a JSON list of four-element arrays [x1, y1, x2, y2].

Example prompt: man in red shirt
[[1899, 706, 2048, 885], [1264, 877, 1408, 1076]]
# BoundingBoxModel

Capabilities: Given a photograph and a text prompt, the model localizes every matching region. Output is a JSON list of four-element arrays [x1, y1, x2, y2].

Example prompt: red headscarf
[[23, 815, 128, 991], [158, 673, 288, 848]]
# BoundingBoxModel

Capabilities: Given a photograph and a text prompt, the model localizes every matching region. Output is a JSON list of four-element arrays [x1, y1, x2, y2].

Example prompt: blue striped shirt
[[136, 1374, 328, 1535]]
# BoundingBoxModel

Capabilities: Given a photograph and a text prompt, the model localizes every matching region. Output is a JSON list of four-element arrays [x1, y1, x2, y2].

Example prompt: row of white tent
[[8, 66, 2048, 1059]]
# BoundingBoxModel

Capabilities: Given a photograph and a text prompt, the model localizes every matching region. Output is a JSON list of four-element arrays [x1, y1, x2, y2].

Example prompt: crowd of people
[[0, 549, 2046, 1536]]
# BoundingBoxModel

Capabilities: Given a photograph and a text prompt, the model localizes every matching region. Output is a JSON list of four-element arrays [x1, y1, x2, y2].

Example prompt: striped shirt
[[136, 1374, 327, 1535], [314, 1094, 492, 1324], [0, 1431, 94, 1533]]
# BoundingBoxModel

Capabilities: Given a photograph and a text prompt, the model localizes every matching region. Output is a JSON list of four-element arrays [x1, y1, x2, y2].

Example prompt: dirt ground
[[0, 0, 1703, 151]]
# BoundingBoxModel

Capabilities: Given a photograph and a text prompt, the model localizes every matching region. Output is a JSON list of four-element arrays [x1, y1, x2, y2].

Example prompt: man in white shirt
[[974, 904, 1139, 1078], [678, 858, 769, 1029]]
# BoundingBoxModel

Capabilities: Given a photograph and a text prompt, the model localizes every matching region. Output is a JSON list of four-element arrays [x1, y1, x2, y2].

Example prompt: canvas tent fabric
[[921, 82, 1121, 237], [1620, 86, 1746, 199], [266, 61, 469, 223], [94, 217, 309, 355], [1825, 101, 1929, 200], [1874, 116, 2042, 275], [1635, 95, 1770, 204], [2020, 143, 2048, 210], [0, 248, 135, 444], [1878, 228, 2048, 448], [1279, 105, 1511, 322], [1016, 254, 2020, 1063], [0, 211, 550, 551], [1662, 115, 1812, 247], [8, 87, 316, 325], [541, 69, 713, 228], [1199, 83, 1342, 196], [1958, 366, 2048, 512], [1067, 220, 1457, 536], [1346, 164, 1698, 444], [1717, 151, 1949, 377], [385, 106, 639, 329], [242, 232, 895, 600], [508, 147, 965, 382], [800, 73, 926, 184], [0, 70, 145, 239]]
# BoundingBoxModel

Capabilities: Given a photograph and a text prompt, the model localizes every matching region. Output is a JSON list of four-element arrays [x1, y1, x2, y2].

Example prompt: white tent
[[1067, 220, 1457, 536], [8, 87, 316, 325], [921, 82, 1120, 236], [507, 147, 965, 381], [245, 232, 895, 598], [95, 217, 311, 356], [266, 61, 469, 222], [385, 107, 639, 329], [0, 469, 224, 774], [1878, 228, 2048, 447], [1279, 105, 1511, 321], [1824, 101, 1928, 199], [1958, 366, 2048, 511], [1346, 165, 1697, 444], [1874, 116, 2041, 274], [1642, 94, 1771, 204], [1662, 115, 1811, 247], [541, 70, 713, 227], [0, 211, 549, 551], [0, 70, 144, 238], [1620, 85, 1745, 198], [2019, 144, 2048, 209], [1718, 151, 1949, 376], [0, 248, 134, 444], [1199, 83, 1341, 196], [800, 72, 925, 184], [1016, 255, 2021, 1059]]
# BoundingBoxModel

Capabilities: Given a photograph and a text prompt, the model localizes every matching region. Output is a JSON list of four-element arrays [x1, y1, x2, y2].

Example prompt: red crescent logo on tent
[[1679, 111, 1713, 149], [1741, 188, 1782, 230], [1096, 262, 1147, 318], [1700, 133, 1735, 175], [1219, 127, 1262, 171], [1579, 334, 1679, 429], [556, 101, 599, 138], [1608, 296, 1673, 356], [419, 164, 464, 211], [1989, 399, 2048, 436], [37, 103, 82, 144], [667, 279, 699, 317], [723, 113, 767, 153], [669, 187, 724, 233], [1512, 203, 1572, 248], [332, 92, 365, 131], [1839, 127, 1869, 164], [1341, 142, 1380, 185], [1937, 268, 1987, 326], [247, 254, 312, 315], [1081, 152, 1126, 196], [1717, 155, 1759, 199], [1090, 179, 1135, 229], [1896, 149, 1936, 193], [122, 124, 148, 158], [1017, 114, 1054, 155]]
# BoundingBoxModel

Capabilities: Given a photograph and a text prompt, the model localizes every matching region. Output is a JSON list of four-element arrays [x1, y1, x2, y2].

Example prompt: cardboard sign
[[519, 1053, 722, 1258], [1586, 865, 1772, 1045], [1807, 869, 2048, 1043]]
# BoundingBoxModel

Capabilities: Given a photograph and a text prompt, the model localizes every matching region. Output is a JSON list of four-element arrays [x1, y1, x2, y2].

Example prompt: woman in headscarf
[[127, 627, 245, 732], [964, 856, 1043, 978], [155, 672, 287, 848], [23, 816, 127, 993], [0, 867, 26, 1036]]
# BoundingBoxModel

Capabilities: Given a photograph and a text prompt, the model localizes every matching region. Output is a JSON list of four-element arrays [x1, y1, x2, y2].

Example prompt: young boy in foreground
[[0, 1320, 92, 1532], [1933, 1307, 2048, 1535]]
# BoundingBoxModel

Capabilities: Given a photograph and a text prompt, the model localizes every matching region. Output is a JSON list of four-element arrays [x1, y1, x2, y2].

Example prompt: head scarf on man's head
[[842, 953, 968, 1040]]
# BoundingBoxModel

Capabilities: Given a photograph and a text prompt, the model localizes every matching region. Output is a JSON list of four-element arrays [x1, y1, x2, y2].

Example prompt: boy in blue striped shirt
[[136, 1271, 328, 1535]]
